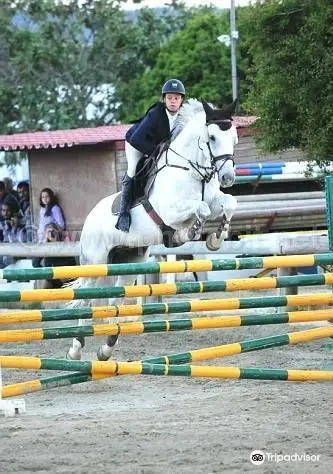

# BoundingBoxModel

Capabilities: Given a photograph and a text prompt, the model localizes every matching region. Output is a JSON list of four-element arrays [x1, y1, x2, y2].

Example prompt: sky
[[124, 1, 253, 10]]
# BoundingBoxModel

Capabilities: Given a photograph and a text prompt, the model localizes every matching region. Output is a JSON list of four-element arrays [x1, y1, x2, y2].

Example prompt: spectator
[[3, 177, 20, 203], [38, 187, 65, 242], [17, 181, 32, 233], [0, 200, 26, 269], [0, 200, 25, 243], [17, 181, 30, 214], [0, 181, 20, 215], [33, 223, 76, 288], [0, 181, 6, 207]]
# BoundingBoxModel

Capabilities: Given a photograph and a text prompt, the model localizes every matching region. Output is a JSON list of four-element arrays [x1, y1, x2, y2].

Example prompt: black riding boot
[[115, 173, 135, 232]]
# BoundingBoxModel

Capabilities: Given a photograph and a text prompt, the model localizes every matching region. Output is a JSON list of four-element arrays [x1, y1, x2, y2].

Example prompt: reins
[[140, 118, 235, 192]]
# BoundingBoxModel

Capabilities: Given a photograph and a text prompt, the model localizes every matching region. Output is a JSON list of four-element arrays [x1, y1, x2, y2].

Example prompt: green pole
[[325, 175, 333, 251]]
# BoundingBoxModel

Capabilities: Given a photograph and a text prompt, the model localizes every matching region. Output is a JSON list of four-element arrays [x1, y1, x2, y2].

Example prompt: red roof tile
[[0, 117, 256, 152], [0, 125, 131, 152]]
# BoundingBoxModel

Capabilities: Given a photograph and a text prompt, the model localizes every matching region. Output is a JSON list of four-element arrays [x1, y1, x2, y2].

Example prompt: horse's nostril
[[221, 176, 235, 188]]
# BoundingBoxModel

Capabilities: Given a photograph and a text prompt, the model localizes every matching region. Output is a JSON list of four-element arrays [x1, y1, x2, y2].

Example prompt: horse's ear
[[221, 99, 238, 118], [201, 99, 213, 119]]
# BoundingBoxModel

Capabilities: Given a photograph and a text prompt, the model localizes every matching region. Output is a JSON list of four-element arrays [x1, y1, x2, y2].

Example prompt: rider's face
[[164, 93, 183, 114]]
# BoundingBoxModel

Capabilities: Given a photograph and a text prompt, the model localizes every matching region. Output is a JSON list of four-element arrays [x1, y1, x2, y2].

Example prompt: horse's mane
[[172, 99, 205, 139]]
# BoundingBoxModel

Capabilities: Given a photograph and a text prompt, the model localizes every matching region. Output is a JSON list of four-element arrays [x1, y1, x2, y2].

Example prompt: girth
[[141, 199, 181, 248]]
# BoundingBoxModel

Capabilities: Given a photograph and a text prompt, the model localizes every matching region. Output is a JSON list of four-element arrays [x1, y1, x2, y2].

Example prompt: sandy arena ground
[[1, 288, 332, 474]]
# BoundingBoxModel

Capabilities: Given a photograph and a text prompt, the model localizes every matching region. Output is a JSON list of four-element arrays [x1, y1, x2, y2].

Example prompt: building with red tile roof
[[0, 118, 255, 152], [0, 117, 304, 234]]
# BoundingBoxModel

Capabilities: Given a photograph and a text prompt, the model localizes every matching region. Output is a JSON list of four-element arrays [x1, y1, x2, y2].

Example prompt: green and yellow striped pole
[[1, 253, 332, 282], [1, 326, 332, 370], [1, 360, 332, 388], [2, 326, 332, 398], [325, 176, 333, 251], [1, 312, 333, 344], [143, 326, 333, 365], [1, 293, 333, 325], [1, 372, 107, 398], [0, 273, 333, 303]]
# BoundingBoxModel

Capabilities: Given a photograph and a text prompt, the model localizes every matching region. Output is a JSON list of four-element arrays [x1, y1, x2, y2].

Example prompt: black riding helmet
[[162, 79, 186, 96]]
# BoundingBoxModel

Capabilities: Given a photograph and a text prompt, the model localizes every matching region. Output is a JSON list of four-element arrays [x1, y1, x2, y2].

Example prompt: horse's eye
[[209, 135, 216, 141]]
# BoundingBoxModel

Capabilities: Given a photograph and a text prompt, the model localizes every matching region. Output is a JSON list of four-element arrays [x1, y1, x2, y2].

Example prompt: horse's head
[[201, 99, 238, 187], [170, 98, 238, 186]]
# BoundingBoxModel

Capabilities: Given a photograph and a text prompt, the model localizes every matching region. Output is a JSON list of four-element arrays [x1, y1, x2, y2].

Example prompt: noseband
[[206, 141, 235, 174], [161, 119, 235, 183], [205, 119, 235, 175]]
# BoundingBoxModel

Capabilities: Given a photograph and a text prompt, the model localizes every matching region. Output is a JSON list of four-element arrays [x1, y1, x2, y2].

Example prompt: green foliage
[[243, 0, 333, 162], [0, 0, 185, 133], [1, 1, 251, 134], [119, 7, 252, 122], [114, 4, 189, 121], [120, 9, 228, 121], [3, 0, 331, 166], [1, 0, 127, 132]]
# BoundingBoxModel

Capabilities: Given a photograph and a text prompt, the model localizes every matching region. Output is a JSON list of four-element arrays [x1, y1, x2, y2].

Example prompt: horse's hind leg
[[66, 276, 111, 360], [66, 245, 111, 361], [96, 247, 150, 361], [96, 273, 138, 361]]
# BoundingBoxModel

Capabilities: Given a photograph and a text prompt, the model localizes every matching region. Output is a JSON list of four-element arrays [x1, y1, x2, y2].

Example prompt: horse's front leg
[[163, 200, 211, 245], [206, 193, 237, 251]]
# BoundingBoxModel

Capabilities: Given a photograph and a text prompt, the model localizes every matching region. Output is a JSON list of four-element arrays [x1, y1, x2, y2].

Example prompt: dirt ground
[[1, 289, 332, 474]]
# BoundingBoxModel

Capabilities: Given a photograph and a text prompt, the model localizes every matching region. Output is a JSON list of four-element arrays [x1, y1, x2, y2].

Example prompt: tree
[[119, 7, 252, 122], [1, 0, 130, 132], [242, 0, 333, 162], [0, 0, 186, 133], [115, 4, 189, 121]]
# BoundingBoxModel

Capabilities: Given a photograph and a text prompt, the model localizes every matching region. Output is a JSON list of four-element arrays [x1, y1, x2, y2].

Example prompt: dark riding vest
[[125, 102, 171, 156]]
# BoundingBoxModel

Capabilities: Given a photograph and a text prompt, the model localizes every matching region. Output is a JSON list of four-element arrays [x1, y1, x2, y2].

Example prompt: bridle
[[205, 119, 235, 174], [142, 116, 236, 231], [154, 119, 235, 184], [206, 141, 234, 175]]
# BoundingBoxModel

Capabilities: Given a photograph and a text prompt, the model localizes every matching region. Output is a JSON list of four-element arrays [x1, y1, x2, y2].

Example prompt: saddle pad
[[111, 193, 142, 216]]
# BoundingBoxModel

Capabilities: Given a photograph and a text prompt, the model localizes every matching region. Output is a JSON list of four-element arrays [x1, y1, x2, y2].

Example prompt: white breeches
[[125, 142, 144, 178]]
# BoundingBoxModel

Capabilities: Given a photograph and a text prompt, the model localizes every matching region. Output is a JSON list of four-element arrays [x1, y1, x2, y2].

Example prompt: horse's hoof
[[206, 233, 222, 251], [97, 346, 111, 361], [66, 349, 81, 360], [187, 228, 196, 241]]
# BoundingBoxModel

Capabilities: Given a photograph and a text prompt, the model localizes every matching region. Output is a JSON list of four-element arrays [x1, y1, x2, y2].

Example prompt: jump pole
[[2, 325, 332, 398], [1, 326, 332, 371], [1, 361, 332, 388], [1, 253, 333, 282], [1, 313, 333, 344], [1, 293, 333, 325], [1, 273, 333, 302]]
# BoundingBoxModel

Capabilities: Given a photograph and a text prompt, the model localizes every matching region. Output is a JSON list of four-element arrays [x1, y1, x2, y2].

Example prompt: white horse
[[66, 99, 238, 361]]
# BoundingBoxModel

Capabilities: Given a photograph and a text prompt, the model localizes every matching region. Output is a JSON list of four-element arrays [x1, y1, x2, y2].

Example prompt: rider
[[115, 78, 186, 232]]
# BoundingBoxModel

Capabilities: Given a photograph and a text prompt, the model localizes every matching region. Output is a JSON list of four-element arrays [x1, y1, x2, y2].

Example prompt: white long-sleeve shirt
[[166, 109, 179, 133]]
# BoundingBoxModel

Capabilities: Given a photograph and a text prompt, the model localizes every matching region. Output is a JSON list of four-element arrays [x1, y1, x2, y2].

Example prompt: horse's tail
[[64, 228, 113, 308]]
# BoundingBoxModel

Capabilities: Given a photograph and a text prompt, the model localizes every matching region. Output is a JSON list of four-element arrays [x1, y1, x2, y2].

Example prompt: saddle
[[112, 140, 180, 247], [111, 154, 156, 214]]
